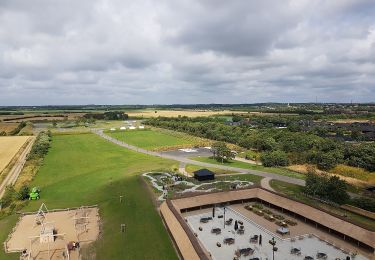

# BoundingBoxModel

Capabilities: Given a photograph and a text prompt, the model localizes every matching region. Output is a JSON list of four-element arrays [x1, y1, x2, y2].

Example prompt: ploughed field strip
[[5, 204, 100, 260], [185, 207, 368, 260]]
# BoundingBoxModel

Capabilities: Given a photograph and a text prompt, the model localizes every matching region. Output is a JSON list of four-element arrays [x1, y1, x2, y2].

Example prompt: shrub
[[349, 197, 375, 212], [18, 185, 30, 200], [285, 219, 297, 226]]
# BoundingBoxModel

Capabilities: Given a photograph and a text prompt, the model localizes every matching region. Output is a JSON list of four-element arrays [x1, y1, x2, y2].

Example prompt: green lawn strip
[[190, 156, 305, 179], [216, 174, 263, 184], [270, 180, 375, 231], [107, 129, 198, 150], [0, 133, 178, 260], [185, 164, 237, 175]]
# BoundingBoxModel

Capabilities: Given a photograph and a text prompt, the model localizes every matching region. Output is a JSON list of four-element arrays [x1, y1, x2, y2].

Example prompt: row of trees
[[83, 111, 129, 120], [146, 117, 375, 171]]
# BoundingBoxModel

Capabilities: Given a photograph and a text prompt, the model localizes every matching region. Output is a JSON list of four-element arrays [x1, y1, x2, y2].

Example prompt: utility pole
[[269, 237, 277, 260], [223, 206, 226, 229]]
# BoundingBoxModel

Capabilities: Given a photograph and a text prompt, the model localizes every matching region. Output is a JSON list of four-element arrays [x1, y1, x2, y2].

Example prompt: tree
[[260, 150, 289, 167], [304, 172, 349, 204], [212, 142, 234, 163]]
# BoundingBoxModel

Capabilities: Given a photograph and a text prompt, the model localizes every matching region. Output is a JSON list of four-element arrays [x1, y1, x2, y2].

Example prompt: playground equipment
[[29, 187, 40, 200]]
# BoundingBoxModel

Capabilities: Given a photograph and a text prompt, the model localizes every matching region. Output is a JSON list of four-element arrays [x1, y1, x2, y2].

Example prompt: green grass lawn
[[185, 164, 237, 175], [0, 133, 178, 260], [191, 156, 306, 179], [107, 129, 199, 150], [270, 180, 375, 231]]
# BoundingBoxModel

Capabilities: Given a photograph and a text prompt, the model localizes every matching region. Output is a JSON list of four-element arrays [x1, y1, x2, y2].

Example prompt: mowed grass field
[[191, 157, 306, 180], [108, 129, 203, 150], [0, 136, 30, 173], [0, 133, 178, 260]]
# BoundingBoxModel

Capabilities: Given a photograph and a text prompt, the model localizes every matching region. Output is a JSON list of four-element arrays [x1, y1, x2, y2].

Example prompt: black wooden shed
[[193, 169, 215, 181]]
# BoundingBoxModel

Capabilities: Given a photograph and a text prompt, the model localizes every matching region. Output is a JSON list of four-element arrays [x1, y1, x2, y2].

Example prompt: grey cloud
[[0, 0, 374, 105]]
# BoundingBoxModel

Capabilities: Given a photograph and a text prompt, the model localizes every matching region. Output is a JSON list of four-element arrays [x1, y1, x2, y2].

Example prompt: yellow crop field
[[0, 136, 30, 173], [127, 109, 250, 118]]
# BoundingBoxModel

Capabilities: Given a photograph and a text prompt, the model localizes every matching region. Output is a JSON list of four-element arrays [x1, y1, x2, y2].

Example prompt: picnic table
[[250, 235, 258, 243], [235, 247, 254, 256], [211, 228, 221, 235], [237, 229, 245, 235], [225, 218, 233, 225], [316, 252, 327, 259], [223, 237, 235, 245], [200, 217, 212, 223], [290, 247, 301, 255]]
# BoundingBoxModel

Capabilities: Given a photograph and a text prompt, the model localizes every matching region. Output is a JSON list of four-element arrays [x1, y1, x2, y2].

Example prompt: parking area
[[161, 147, 212, 158]]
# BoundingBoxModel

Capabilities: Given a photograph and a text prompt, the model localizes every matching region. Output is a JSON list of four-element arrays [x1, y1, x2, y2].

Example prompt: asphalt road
[[0, 137, 35, 198], [94, 130, 305, 186]]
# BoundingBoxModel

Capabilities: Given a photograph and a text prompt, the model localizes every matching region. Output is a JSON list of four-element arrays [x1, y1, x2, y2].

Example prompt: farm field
[[107, 128, 206, 150], [190, 156, 306, 179], [0, 123, 18, 134], [0, 136, 30, 173], [0, 133, 178, 260], [126, 109, 249, 118]]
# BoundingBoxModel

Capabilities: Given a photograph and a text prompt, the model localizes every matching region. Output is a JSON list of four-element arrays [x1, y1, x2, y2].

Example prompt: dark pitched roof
[[193, 169, 215, 177]]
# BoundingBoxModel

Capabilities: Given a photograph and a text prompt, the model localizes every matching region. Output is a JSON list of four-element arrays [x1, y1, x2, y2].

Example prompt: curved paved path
[[94, 130, 305, 186]]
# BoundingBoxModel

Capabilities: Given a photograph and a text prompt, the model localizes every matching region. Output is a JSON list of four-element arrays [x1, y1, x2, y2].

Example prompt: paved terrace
[[160, 188, 374, 260]]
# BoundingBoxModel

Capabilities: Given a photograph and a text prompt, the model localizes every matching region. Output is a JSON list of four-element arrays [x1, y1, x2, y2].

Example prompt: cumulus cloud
[[0, 0, 374, 105]]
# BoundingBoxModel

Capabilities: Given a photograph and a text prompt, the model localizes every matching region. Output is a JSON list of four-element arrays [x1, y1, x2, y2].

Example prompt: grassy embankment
[[270, 180, 375, 231], [191, 156, 306, 179], [0, 133, 178, 260]]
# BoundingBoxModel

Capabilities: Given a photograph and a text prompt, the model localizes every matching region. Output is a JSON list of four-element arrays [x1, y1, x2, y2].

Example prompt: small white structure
[[110, 128, 116, 131], [178, 148, 197, 153], [120, 127, 126, 130], [128, 126, 136, 130], [138, 125, 145, 129]]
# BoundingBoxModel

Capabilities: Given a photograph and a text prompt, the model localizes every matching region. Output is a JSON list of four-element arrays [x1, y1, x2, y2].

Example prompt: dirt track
[[0, 137, 35, 198]]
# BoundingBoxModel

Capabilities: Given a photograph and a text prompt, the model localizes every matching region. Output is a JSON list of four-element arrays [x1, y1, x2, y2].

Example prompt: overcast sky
[[0, 0, 374, 105]]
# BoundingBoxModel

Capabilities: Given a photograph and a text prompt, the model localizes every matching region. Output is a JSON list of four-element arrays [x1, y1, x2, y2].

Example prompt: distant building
[[193, 169, 215, 181]]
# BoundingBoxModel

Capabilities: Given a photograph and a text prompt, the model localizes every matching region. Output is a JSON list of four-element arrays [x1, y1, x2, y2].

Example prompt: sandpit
[[4, 204, 100, 260]]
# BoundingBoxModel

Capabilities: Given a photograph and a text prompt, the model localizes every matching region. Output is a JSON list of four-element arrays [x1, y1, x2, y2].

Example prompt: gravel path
[[93, 130, 305, 186]]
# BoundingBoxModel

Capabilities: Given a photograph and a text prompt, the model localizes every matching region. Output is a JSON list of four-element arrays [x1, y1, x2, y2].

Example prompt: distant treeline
[[83, 111, 128, 120], [146, 117, 375, 172], [1, 103, 374, 113]]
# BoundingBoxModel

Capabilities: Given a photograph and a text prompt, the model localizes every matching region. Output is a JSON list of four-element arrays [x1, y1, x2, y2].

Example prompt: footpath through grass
[[0, 133, 178, 260], [191, 156, 306, 180], [107, 128, 201, 150]]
